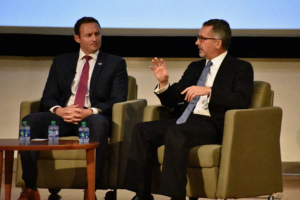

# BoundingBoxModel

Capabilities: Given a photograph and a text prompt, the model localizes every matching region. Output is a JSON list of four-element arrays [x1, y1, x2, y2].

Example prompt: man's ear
[[74, 35, 80, 44], [216, 40, 222, 50]]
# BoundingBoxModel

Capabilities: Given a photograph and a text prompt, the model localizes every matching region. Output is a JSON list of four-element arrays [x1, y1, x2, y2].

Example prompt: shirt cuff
[[154, 83, 169, 94], [50, 106, 61, 113], [90, 107, 101, 114]]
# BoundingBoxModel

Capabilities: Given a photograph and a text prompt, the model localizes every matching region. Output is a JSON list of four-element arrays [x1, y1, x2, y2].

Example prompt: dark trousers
[[20, 112, 110, 188], [124, 114, 220, 199]]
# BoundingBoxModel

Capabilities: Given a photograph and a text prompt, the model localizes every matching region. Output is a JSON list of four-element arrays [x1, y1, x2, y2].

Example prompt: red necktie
[[74, 55, 91, 108]]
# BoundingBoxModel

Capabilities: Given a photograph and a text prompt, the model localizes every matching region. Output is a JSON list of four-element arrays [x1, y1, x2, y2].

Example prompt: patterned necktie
[[74, 55, 91, 108], [176, 61, 213, 124]]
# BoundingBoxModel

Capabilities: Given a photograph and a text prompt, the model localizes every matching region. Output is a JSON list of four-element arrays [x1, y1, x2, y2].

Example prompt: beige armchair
[[143, 81, 283, 200], [16, 76, 147, 199]]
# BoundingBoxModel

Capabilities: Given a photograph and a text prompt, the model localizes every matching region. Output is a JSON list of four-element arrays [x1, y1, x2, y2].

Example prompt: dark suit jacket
[[40, 50, 128, 117], [157, 54, 254, 137]]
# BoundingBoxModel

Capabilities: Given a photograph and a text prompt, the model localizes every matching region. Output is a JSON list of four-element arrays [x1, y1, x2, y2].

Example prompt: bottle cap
[[82, 122, 86, 126], [22, 121, 27, 125], [51, 121, 56, 125]]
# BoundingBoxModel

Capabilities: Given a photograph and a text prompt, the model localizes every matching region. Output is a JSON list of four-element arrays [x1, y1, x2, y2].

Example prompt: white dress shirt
[[50, 49, 100, 114], [155, 51, 227, 117]]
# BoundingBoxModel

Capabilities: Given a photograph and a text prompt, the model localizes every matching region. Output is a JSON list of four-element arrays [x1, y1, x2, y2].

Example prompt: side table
[[0, 139, 99, 200]]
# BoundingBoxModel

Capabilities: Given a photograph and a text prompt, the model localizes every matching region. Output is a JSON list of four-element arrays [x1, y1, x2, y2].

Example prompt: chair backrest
[[127, 76, 137, 100], [250, 81, 274, 108]]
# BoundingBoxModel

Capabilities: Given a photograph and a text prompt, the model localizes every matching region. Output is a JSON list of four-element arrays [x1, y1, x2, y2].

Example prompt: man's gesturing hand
[[150, 57, 169, 88], [54, 105, 93, 124], [181, 86, 212, 102]]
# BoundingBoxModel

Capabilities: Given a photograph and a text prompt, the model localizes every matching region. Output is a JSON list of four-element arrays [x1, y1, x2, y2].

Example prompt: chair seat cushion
[[157, 144, 222, 168]]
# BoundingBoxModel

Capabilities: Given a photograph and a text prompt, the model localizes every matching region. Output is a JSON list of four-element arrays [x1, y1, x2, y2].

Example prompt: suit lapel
[[65, 53, 79, 88], [212, 54, 232, 87], [193, 60, 206, 85], [90, 50, 105, 96]]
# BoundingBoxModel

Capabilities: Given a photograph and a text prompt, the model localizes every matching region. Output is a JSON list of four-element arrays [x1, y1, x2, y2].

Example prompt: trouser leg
[[159, 114, 219, 199], [124, 119, 176, 195]]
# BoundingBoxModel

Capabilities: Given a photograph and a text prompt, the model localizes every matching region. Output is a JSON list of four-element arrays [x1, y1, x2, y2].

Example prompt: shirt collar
[[78, 49, 99, 61], [206, 51, 227, 69]]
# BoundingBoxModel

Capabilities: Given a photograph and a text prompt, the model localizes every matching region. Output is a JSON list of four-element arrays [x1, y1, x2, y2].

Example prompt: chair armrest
[[111, 99, 147, 143], [109, 99, 147, 187], [143, 105, 172, 122], [217, 106, 283, 198], [20, 100, 40, 124]]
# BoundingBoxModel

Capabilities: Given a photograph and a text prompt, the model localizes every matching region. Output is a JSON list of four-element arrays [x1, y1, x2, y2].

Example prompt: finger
[[181, 88, 188, 94], [150, 66, 156, 71], [62, 115, 73, 119], [182, 87, 192, 94], [160, 59, 165, 66], [64, 110, 73, 114], [73, 113, 82, 119], [73, 108, 83, 113], [185, 93, 189, 101], [151, 59, 156, 65], [64, 119, 73, 123], [154, 57, 160, 66], [187, 93, 192, 102], [190, 94, 196, 102]]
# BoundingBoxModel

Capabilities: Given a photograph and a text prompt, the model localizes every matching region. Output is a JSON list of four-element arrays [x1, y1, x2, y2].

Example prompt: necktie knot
[[206, 61, 213, 68], [84, 55, 91, 61]]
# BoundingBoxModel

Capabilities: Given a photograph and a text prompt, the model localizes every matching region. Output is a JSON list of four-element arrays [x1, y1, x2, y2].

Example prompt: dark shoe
[[18, 188, 40, 200], [83, 189, 97, 200], [132, 194, 154, 200]]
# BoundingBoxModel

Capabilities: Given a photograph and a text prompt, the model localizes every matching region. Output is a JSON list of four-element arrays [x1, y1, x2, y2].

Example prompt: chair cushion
[[158, 144, 222, 168]]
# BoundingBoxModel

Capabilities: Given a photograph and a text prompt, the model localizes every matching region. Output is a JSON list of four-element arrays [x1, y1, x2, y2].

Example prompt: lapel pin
[[98, 63, 102, 65]]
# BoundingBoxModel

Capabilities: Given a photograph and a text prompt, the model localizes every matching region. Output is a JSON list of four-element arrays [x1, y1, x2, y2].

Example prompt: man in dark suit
[[19, 17, 128, 200], [124, 19, 253, 200]]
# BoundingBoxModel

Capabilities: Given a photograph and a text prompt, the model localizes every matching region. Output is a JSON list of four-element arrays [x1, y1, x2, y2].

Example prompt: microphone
[[70, 70, 76, 74]]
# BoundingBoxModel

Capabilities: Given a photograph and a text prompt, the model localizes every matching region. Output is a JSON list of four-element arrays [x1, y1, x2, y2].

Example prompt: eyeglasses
[[196, 36, 219, 43]]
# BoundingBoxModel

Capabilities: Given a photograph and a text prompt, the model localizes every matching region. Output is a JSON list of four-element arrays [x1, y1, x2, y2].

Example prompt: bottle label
[[20, 130, 24, 137], [48, 130, 59, 137], [20, 130, 30, 137], [79, 131, 86, 139], [54, 130, 59, 137], [24, 130, 30, 137]]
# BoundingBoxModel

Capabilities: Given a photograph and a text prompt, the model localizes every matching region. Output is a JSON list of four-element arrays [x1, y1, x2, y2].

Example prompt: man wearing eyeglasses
[[124, 19, 254, 200]]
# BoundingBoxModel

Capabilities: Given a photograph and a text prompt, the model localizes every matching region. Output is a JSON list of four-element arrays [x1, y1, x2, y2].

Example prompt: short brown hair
[[203, 19, 231, 50], [74, 17, 101, 36]]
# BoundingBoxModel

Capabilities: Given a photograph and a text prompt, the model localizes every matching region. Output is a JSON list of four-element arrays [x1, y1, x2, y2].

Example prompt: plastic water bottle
[[79, 122, 89, 144], [19, 121, 30, 142], [48, 121, 59, 143]]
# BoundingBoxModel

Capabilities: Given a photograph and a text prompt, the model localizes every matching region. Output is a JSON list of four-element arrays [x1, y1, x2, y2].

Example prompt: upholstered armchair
[[16, 76, 147, 199], [143, 81, 283, 200]]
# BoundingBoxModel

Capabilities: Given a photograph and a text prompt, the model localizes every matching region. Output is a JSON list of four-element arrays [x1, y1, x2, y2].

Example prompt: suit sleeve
[[40, 57, 62, 111], [210, 61, 254, 109], [93, 58, 128, 115]]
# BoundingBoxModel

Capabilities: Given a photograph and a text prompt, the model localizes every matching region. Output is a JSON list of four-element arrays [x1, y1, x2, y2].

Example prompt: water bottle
[[79, 122, 89, 144], [48, 121, 59, 143], [19, 121, 30, 142]]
